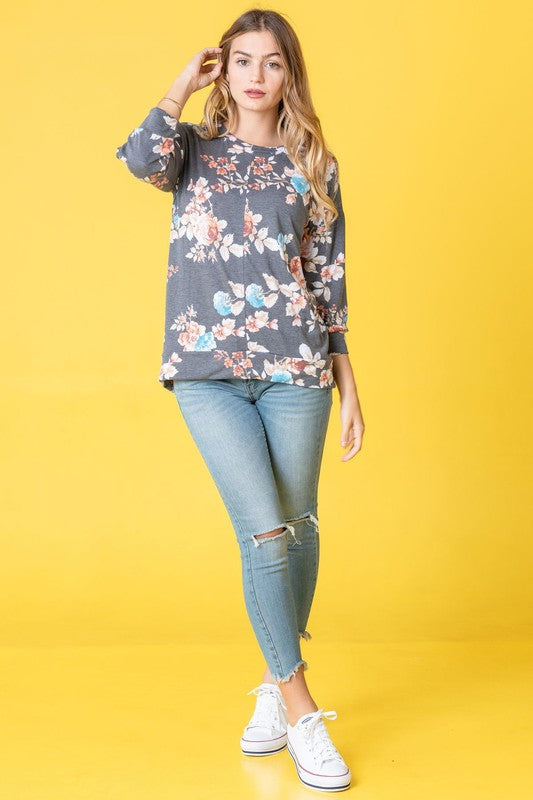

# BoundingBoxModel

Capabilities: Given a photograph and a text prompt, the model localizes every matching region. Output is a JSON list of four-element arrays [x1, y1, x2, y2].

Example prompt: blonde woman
[[116, 8, 364, 793]]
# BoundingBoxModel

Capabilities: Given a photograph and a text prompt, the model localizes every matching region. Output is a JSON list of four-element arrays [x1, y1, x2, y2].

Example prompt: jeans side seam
[[242, 535, 284, 676]]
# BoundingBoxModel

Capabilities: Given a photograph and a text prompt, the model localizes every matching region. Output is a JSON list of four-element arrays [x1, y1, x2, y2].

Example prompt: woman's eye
[[235, 59, 281, 69]]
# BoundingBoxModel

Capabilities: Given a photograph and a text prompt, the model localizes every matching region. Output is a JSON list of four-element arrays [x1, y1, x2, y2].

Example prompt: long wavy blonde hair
[[193, 8, 340, 227]]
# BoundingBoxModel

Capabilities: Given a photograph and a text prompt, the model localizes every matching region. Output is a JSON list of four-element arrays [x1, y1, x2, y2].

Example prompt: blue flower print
[[271, 370, 294, 383], [290, 173, 310, 194], [213, 291, 233, 315], [246, 283, 266, 308], [194, 332, 217, 351], [277, 232, 292, 249]]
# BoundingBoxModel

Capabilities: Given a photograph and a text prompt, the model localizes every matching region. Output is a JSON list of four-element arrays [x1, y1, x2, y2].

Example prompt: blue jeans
[[172, 377, 333, 683]]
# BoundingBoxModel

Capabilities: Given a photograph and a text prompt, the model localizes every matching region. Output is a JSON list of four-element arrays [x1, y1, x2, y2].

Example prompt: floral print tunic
[[115, 106, 349, 391]]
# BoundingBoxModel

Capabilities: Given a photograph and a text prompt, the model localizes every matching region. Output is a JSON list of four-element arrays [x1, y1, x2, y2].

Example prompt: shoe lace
[[246, 684, 288, 732], [302, 709, 344, 767]]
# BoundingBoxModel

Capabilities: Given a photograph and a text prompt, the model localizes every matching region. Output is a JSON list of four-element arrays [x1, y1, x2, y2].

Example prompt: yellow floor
[[0, 640, 531, 798]]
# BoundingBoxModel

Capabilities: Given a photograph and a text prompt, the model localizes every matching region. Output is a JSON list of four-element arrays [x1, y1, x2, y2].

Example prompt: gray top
[[115, 106, 349, 391]]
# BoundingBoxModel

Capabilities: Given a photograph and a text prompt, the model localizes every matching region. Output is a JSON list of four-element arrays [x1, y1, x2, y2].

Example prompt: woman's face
[[225, 30, 286, 114]]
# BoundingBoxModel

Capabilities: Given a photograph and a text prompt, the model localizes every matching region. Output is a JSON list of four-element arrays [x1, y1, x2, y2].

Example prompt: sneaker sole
[[240, 734, 287, 756], [240, 742, 288, 756], [287, 739, 351, 792]]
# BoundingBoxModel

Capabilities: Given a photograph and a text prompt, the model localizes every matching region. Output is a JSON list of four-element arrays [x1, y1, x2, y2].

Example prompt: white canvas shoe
[[240, 682, 288, 756], [286, 708, 351, 792]]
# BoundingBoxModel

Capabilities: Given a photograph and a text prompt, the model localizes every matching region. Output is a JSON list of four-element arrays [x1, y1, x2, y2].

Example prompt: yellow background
[[1, 1, 532, 797]]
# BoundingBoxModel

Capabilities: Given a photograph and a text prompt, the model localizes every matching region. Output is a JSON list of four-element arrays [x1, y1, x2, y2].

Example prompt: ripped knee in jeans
[[251, 525, 291, 547], [250, 512, 320, 548]]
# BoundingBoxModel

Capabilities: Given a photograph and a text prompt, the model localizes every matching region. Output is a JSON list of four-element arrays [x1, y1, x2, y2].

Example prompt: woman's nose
[[251, 67, 264, 83]]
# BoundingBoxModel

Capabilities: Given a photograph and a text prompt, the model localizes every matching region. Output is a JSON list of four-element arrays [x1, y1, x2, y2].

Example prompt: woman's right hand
[[178, 47, 224, 94], [159, 47, 223, 119]]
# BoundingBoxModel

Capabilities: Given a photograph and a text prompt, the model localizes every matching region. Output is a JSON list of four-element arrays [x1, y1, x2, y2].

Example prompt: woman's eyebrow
[[233, 50, 281, 58]]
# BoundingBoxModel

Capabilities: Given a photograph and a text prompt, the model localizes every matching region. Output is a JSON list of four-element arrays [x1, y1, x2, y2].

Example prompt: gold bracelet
[[161, 96, 184, 111]]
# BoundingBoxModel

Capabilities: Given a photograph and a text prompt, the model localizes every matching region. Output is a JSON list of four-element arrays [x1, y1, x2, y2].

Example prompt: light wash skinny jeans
[[172, 377, 333, 683]]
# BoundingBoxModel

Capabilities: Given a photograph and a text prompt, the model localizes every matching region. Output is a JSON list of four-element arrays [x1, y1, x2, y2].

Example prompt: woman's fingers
[[194, 48, 223, 85], [197, 47, 223, 63], [341, 444, 357, 461], [340, 423, 364, 460], [199, 59, 223, 74], [340, 425, 355, 447]]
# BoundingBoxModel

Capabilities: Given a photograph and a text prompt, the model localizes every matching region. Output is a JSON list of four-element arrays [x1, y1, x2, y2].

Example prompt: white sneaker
[[286, 708, 351, 792], [240, 682, 288, 756]]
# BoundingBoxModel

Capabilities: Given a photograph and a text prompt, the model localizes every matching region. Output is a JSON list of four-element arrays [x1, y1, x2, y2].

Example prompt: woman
[[116, 8, 364, 793]]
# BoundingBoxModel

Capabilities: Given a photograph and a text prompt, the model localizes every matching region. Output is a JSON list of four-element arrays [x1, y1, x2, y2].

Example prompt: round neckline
[[219, 124, 287, 153]]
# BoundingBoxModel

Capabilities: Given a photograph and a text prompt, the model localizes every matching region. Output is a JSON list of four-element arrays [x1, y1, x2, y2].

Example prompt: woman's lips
[[245, 90, 265, 97]]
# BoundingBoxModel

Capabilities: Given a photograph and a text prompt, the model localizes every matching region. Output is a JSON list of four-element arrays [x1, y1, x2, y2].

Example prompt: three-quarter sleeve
[[301, 155, 349, 355], [115, 106, 189, 193]]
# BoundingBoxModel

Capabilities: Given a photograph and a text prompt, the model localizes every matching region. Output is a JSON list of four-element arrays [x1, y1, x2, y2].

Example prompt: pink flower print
[[216, 160, 236, 176], [285, 357, 308, 374], [159, 352, 182, 380], [288, 256, 307, 292], [147, 173, 171, 190], [212, 318, 239, 340], [252, 162, 273, 176], [155, 137, 174, 156], [286, 291, 307, 326], [246, 310, 279, 333], [175, 310, 191, 326], [321, 259, 345, 285], [178, 320, 205, 350], [193, 211, 225, 247], [201, 154, 237, 175], [300, 229, 321, 264], [297, 343, 328, 372], [191, 176, 211, 202], [243, 207, 261, 237], [319, 367, 334, 387], [218, 350, 253, 376], [167, 263, 180, 280]]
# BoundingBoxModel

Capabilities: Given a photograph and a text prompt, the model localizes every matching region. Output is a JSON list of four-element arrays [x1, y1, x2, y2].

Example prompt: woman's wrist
[[157, 76, 194, 119], [331, 354, 357, 398]]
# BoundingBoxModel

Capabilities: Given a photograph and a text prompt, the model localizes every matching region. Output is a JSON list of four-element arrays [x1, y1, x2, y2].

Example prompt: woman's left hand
[[339, 394, 364, 461], [331, 354, 365, 461]]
